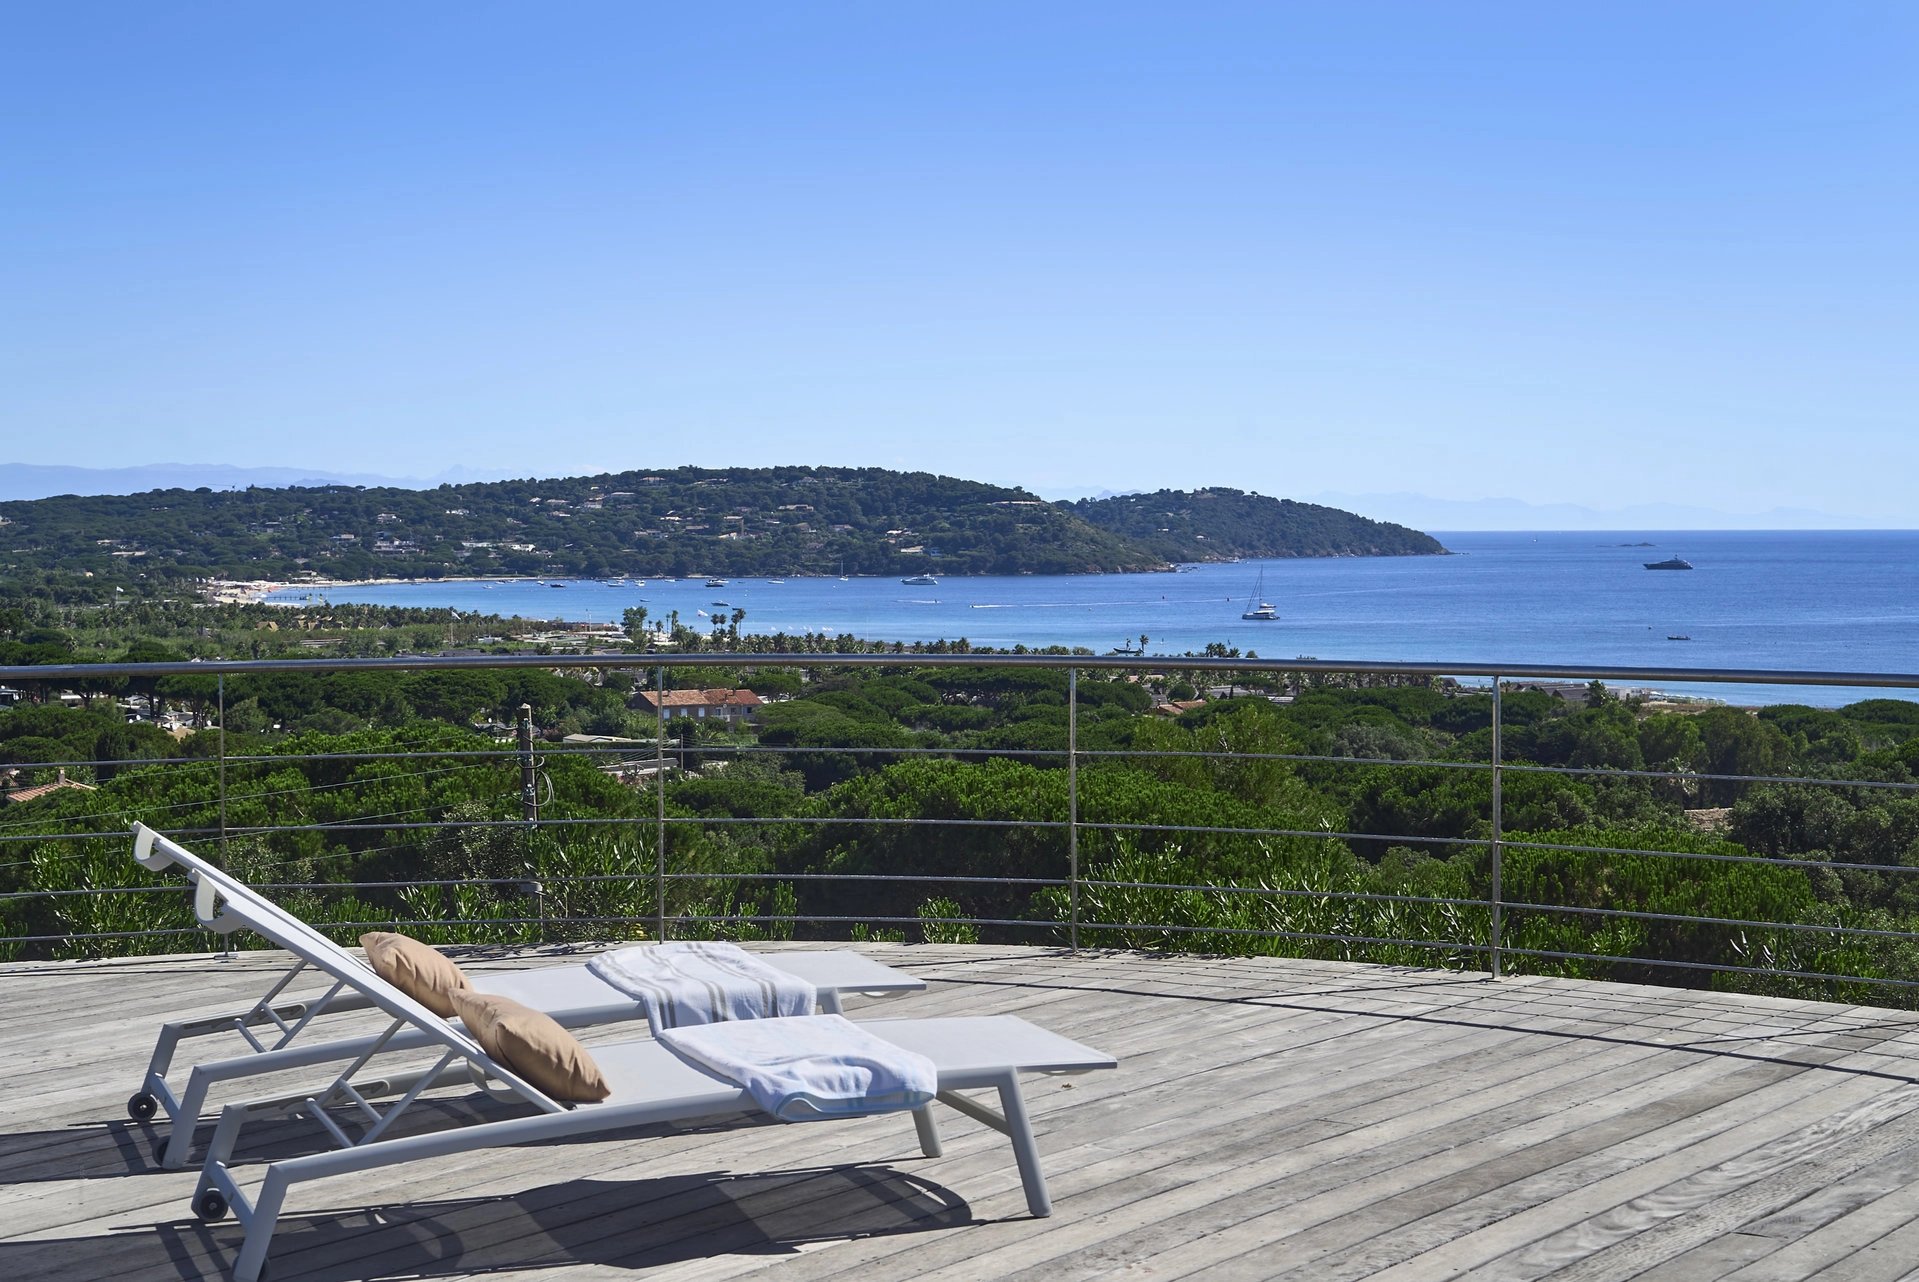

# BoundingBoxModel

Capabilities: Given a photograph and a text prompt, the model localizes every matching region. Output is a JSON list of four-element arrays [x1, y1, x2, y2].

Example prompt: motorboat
[[1643, 557, 1694, 570], [901, 574, 939, 586]]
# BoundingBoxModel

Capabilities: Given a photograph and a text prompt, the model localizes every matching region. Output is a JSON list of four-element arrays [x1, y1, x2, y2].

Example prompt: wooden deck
[[6, 944, 1919, 1281]]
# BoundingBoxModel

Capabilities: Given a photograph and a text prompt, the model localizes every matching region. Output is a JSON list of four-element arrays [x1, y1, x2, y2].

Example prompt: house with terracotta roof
[[632, 688, 763, 725], [2, 768, 98, 806]]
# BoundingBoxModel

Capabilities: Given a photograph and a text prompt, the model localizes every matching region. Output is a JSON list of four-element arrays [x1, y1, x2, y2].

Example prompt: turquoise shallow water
[[266, 530, 1919, 707]]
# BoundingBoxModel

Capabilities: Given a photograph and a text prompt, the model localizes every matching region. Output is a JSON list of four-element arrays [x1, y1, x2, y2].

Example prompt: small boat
[[712, 600, 730, 607], [1667, 634, 1692, 641], [1644, 557, 1694, 571], [705, 577, 728, 587], [1239, 570, 1279, 621], [901, 574, 939, 586], [768, 579, 785, 585]]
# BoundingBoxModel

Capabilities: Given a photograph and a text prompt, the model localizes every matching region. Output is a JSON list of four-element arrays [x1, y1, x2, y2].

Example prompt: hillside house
[[632, 688, 763, 725]]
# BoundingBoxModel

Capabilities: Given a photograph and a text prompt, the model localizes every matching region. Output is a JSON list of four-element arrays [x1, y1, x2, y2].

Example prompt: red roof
[[640, 688, 763, 710], [2, 769, 98, 806]]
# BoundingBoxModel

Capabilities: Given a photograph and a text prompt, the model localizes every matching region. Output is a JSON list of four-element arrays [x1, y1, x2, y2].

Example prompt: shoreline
[[216, 574, 531, 605]]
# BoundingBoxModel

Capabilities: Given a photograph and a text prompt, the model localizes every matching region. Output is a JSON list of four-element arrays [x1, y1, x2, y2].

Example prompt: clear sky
[[4, 4, 1915, 523]]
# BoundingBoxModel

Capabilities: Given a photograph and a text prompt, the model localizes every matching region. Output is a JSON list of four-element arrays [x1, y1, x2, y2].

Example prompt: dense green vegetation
[[6, 649, 1919, 1008], [0, 467, 1440, 592], [1069, 488, 1446, 559]]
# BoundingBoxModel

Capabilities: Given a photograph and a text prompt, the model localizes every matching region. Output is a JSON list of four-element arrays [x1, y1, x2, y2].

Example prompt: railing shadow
[[926, 952, 1919, 1085]]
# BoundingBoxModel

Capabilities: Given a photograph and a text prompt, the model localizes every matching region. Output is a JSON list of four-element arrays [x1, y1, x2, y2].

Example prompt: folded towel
[[658, 1013, 936, 1121], [586, 941, 816, 1031]]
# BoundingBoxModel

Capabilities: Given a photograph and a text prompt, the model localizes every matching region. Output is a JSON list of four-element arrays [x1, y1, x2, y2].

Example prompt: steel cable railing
[[3, 650, 1919, 1007]]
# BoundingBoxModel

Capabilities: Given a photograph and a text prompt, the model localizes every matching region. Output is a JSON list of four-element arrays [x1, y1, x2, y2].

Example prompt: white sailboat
[[1240, 571, 1279, 621]]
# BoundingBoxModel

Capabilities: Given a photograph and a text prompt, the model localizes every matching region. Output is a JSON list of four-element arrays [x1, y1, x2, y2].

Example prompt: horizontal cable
[[1499, 945, 1919, 991], [1499, 899, 1919, 943], [1079, 879, 1483, 911], [1076, 919, 1489, 956], [5, 650, 1919, 688]]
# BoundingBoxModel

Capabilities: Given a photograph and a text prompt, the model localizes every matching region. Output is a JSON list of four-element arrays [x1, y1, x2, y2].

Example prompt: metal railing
[[4, 651, 1919, 1005]]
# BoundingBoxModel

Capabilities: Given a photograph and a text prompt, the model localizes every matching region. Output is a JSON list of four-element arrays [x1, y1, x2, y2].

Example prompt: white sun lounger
[[128, 823, 924, 1168], [153, 830, 1115, 1282], [199, 1010, 1113, 1282]]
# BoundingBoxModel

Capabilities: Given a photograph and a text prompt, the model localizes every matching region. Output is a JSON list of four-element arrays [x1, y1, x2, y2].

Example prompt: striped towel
[[586, 941, 816, 1030], [659, 1014, 936, 1121]]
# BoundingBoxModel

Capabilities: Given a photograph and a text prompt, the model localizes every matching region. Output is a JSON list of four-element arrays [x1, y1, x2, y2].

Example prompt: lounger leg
[[934, 1075, 1053, 1217], [143, 1023, 186, 1096], [995, 1073, 1050, 1218], [158, 1068, 215, 1168], [202, 1100, 256, 1174], [912, 1104, 943, 1157], [234, 1167, 290, 1282]]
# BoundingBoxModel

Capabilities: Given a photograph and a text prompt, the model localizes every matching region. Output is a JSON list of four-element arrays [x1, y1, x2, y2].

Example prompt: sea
[[264, 530, 1919, 709]]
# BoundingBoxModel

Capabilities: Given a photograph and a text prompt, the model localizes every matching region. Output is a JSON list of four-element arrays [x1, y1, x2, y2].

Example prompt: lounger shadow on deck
[[201, 1095, 786, 1169], [0, 1119, 166, 1183], [16, 1168, 973, 1282]]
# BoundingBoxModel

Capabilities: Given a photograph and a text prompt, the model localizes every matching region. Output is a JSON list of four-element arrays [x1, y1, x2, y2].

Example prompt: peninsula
[[0, 466, 1444, 592]]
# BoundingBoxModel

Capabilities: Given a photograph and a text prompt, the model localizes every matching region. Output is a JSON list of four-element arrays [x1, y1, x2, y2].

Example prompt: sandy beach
[[212, 575, 525, 605]]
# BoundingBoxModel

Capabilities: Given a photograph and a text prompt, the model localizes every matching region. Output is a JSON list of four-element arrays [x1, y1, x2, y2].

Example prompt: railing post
[[1068, 666, 1080, 953], [1489, 677, 1504, 980], [654, 665, 668, 942], [517, 705, 544, 942], [217, 674, 229, 863], [217, 673, 231, 961]]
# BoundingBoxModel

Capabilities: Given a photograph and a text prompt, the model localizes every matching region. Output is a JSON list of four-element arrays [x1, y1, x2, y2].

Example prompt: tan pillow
[[359, 931, 471, 1018], [449, 989, 611, 1104]]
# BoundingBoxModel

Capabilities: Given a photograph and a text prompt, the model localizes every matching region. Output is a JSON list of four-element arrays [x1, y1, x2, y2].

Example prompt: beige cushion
[[450, 989, 612, 1103], [359, 931, 471, 1018]]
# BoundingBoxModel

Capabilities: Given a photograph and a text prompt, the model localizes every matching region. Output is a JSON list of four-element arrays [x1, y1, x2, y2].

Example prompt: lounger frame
[[128, 823, 1114, 1279], [201, 1014, 1105, 1282], [127, 823, 923, 1167]]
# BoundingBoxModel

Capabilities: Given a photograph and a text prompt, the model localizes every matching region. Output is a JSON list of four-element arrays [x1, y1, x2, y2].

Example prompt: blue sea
[[266, 531, 1919, 708]]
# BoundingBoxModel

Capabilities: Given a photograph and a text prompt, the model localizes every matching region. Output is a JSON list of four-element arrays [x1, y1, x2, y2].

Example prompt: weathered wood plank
[[10, 946, 1919, 1282]]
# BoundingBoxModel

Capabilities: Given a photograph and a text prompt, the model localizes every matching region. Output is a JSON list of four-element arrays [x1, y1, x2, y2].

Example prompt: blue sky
[[5, 4, 1915, 523]]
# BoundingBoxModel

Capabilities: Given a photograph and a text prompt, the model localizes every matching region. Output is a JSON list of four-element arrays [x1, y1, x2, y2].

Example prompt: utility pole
[[517, 704, 539, 825]]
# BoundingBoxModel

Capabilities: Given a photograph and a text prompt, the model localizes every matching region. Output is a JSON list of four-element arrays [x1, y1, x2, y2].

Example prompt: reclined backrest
[[131, 822, 562, 1114]]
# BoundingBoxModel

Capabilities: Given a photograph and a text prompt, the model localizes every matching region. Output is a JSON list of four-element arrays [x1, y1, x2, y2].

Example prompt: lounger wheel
[[127, 1092, 159, 1121], [194, 1188, 229, 1222]]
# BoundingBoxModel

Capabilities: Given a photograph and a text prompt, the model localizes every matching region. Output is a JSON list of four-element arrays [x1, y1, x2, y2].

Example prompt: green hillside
[[0, 468, 1442, 591], [1068, 488, 1446, 560]]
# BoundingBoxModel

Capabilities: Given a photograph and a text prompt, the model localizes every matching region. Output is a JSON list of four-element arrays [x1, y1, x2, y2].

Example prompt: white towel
[[586, 941, 816, 1030], [658, 1014, 936, 1121]]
